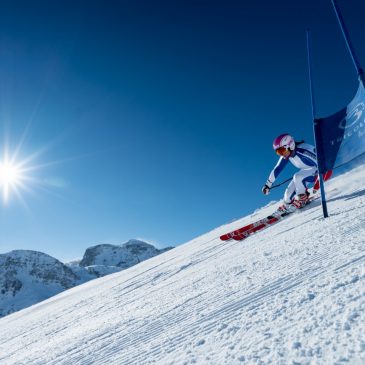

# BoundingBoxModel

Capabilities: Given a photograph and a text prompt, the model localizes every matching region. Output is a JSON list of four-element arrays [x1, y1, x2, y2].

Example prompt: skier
[[261, 133, 317, 212]]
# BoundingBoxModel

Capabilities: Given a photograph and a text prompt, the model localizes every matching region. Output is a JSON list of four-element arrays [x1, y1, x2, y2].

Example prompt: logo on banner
[[339, 102, 365, 129], [331, 102, 365, 146]]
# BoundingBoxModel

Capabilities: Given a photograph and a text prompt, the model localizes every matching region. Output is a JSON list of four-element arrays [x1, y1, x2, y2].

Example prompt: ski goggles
[[275, 146, 290, 157]]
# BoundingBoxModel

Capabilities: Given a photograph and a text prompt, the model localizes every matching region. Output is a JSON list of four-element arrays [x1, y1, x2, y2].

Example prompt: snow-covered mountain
[[79, 239, 172, 270], [0, 240, 172, 318], [0, 166, 365, 364], [0, 250, 80, 318]]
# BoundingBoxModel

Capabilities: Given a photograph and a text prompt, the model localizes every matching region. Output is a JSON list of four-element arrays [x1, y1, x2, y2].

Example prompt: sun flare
[[0, 161, 20, 184], [0, 157, 26, 203]]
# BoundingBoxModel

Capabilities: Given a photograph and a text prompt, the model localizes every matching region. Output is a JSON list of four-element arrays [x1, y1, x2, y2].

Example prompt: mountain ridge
[[0, 239, 173, 318]]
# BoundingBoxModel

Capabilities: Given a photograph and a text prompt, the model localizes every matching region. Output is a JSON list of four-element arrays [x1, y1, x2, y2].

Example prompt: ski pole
[[270, 177, 292, 189]]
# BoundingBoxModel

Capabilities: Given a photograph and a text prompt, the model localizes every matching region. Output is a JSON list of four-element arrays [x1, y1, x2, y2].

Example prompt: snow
[[0, 166, 365, 364]]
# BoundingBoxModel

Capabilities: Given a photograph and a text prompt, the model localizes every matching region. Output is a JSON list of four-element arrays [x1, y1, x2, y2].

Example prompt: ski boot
[[277, 202, 296, 214], [292, 191, 310, 209]]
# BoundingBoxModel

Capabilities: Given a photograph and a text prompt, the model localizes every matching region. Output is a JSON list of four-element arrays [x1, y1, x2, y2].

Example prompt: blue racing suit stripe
[[268, 157, 289, 184], [273, 157, 289, 178], [296, 147, 316, 159], [295, 151, 317, 167]]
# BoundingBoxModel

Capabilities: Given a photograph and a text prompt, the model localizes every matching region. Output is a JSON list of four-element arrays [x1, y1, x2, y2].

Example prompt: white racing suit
[[266, 143, 318, 204]]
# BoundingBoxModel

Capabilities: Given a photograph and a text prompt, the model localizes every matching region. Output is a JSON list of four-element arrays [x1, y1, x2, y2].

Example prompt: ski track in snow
[[1, 167, 365, 364]]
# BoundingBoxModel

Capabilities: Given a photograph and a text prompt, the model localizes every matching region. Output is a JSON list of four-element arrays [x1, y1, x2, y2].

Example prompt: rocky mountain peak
[[79, 239, 167, 269], [0, 250, 80, 317], [0, 241, 173, 318]]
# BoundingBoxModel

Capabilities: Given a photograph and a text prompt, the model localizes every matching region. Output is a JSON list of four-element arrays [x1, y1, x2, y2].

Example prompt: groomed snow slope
[[1, 167, 365, 364]]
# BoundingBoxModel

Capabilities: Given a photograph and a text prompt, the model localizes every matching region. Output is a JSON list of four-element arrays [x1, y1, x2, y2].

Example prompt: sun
[[0, 157, 25, 203], [0, 161, 20, 184]]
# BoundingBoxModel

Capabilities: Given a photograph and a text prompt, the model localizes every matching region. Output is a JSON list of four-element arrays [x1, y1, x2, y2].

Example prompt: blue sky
[[0, 0, 364, 261]]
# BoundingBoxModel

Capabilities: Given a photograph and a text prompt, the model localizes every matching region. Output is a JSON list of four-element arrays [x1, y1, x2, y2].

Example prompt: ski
[[220, 194, 319, 242], [220, 170, 333, 242], [220, 210, 289, 241]]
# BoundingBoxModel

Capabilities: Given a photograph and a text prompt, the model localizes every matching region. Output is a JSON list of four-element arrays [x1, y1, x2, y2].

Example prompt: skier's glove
[[262, 183, 271, 195]]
